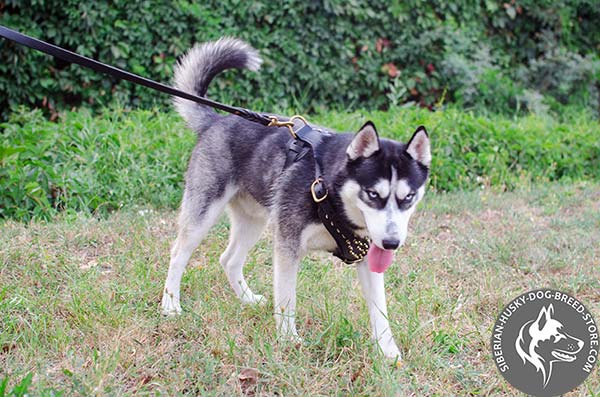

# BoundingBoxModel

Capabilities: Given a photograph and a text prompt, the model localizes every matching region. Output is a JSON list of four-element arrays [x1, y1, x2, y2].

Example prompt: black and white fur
[[161, 38, 431, 359]]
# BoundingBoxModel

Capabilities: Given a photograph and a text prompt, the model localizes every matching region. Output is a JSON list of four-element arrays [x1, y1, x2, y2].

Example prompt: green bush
[[1, 1, 599, 118], [0, 107, 194, 221], [1, 106, 598, 221]]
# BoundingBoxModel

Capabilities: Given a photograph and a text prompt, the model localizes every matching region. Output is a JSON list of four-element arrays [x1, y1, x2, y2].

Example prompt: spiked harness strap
[[284, 122, 370, 264]]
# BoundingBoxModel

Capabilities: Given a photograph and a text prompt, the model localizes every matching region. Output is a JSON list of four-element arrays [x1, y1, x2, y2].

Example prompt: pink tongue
[[367, 244, 395, 273]]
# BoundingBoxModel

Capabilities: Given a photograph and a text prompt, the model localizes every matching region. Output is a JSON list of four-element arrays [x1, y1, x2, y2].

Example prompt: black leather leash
[[0, 25, 273, 126], [0, 25, 370, 264]]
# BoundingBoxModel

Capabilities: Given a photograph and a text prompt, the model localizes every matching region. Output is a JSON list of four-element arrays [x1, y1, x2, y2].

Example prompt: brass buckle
[[268, 115, 309, 138], [310, 178, 328, 203]]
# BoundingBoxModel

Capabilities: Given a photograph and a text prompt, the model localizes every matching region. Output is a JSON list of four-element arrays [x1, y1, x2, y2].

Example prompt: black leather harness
[[284, 123, 370, 264]]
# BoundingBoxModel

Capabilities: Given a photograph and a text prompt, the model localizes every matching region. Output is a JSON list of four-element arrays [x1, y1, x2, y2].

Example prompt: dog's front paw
[[381, 343, 402, 360], [161, 291, 182, 316], [275, 317, 303, 345], [278, 331, 303, 347], [377, 337, 402, 361]]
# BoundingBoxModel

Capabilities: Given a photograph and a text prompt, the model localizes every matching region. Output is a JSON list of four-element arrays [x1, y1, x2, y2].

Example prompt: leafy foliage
[[0, 107, 194, 221], [0, 0, 599, 118], [1, 106, 598, 221]]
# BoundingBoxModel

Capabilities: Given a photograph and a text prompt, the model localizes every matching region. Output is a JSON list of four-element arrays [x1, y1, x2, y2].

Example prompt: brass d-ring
[[289, 115, 308, 126], [311, 178, 328, 203]]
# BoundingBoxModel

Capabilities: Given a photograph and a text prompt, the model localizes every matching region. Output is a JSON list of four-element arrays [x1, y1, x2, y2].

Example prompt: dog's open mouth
[[367, 244, 395, 273], [552, 349, 577, 362]]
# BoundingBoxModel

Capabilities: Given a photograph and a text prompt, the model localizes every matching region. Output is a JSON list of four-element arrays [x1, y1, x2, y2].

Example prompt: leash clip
[[268, 115, 309, 138], [311, 178, 328, 203]]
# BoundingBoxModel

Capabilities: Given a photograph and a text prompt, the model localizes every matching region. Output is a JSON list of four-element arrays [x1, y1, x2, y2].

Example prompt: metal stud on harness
[[0, 25, 370, 264]]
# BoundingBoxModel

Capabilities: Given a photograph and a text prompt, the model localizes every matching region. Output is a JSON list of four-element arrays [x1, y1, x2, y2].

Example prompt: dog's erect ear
[[347, 121, 380, 160], [405, 126, 431, 167]]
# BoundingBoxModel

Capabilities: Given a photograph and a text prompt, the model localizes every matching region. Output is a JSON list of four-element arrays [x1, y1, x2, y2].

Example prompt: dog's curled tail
[[173, 38, 262, 131]]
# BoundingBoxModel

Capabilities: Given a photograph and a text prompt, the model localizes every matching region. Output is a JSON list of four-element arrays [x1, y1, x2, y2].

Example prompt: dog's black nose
[[382, 239, 400, 250]]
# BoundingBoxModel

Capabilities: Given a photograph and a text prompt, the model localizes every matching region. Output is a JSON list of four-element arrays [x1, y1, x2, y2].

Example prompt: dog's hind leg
[[356, 260, 401, 360], [219, 195, 267, 305], [161, 185, 236, 315]]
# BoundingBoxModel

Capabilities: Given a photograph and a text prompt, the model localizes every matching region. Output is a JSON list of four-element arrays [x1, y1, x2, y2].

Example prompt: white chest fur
[[300, 223, 338, 253]]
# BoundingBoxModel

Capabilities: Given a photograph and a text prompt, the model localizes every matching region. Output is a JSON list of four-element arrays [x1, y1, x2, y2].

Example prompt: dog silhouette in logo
[[515, 304, 584, 387]]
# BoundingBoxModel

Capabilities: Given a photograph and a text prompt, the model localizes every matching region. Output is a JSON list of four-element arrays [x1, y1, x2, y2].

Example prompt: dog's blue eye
[[366, 190, 379, 199], [404, 192, 415, 201]]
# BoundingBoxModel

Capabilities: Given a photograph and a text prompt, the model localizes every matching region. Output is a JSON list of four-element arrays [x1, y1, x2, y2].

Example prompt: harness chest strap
[[312, 180, 370, 263], [284, 122, 370, 264]]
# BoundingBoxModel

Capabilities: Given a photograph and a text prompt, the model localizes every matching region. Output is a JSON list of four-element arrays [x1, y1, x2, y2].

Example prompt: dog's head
[[516, 304, 584, 387], [338, 121, 430, 269]]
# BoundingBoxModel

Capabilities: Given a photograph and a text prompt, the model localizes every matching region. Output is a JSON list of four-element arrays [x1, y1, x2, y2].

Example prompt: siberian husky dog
[[161, 38, 431, 359]]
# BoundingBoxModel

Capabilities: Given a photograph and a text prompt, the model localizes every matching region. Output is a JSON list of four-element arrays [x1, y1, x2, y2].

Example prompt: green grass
[[1, 181, 598, 396], [1, 105, 599, 221]]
